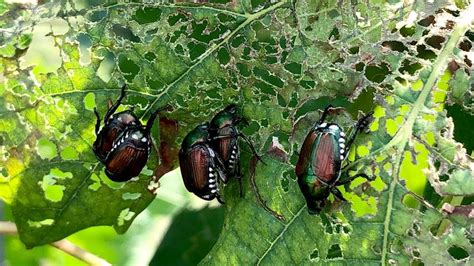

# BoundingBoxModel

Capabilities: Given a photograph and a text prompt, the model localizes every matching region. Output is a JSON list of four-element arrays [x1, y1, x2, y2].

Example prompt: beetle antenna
[[344, 111, 374, 155], [145, 104, 172, 134], [104, 85, 127, 122], [237, 133, 266, 165], [93, 108, 101, 135]]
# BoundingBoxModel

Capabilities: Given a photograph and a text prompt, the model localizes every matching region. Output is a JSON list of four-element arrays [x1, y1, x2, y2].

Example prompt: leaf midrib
[[140, 1, 289, 119]]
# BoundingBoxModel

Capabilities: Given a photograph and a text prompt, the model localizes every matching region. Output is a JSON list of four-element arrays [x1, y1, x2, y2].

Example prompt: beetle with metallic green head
[[209, 104, 263, 196], [295, 105, 374, 214], [179, 123, 227, 204]]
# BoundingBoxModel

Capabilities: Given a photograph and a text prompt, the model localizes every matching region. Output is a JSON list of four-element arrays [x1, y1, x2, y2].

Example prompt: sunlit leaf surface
[[0, 0, 472, 264]]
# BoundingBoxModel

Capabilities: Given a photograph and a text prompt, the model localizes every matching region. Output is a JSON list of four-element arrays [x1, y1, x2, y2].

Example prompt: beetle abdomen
[[179, 146, 212, 193], [313, 133, 338, 182], [105, 145, 148, 182], [214, 127, 233, 161]]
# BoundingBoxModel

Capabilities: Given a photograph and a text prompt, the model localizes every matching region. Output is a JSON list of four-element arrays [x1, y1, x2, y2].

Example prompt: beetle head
[[181, 123, 211, 149]]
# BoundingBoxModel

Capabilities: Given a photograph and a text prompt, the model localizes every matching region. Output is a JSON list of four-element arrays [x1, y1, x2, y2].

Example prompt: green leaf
[[150, 207, 224, 265], [1, 1, 472, 265]]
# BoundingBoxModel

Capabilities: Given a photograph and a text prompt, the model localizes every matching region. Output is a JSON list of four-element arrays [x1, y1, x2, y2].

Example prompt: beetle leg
[[352, 173, 375, 181], [145, 104, 172, 134], [104, 85, 127, 122], [331, 188, 347, 202], [236, 116, 250, 127], [93, 107, 101, 135], [343, 111, 374, 156], [236, 133, 266, 165], [336, 172, 374, 186], [213, 155, 228, 184]]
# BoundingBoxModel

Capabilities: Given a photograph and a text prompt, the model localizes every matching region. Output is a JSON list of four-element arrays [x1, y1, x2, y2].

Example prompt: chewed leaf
[[0, 1, 473, 264]]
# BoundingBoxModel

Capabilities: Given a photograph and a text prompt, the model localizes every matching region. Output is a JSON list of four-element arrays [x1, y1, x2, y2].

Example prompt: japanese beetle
[[179, 123, 227, 204], [93, 85, 168, 182], [295, 105, 374, 214], [209, 104, 263, 196], [93, 85, 139, 163]]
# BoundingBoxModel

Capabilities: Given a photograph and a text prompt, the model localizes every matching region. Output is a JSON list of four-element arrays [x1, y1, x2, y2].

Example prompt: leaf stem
[[0, 221, 111, 266]]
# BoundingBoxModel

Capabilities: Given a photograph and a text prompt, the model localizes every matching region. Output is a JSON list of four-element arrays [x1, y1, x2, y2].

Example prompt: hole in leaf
[[236, 63, 250, 77], [418, 15, 435, 27], [327, 244, 343, 259], [133, 7, 161, 24], [320, 213, 333, 234], [439, 174, 449, 182], [399, 59, 422, 75], [284, 169, 297, 181], [334, 224, 342, 234], [400, 26, 416, 37], [144, 52, 156, 61], [412, 247, 421, 257], [280, 176, 289, 192], [465, 55, 472, 67], [288, 92, 298, 108], [217, 47, 230, 65], [168, 13, 187, 26], [111, 24, 140, 42], [459, 39, 472, 52], [465, 30, 474, 42], [407, 222, 421, 237], [416, 45, 436, 60], [395, 77, 407, 85], [355, 62, 365, 71], [349, 46, 359, 54], [443, 8, 460, 17], [365, 62, 390, 83], [217, 12, 234, 23], [87, 10, 107, 22], [411, 258, 424, 266], [251, 0, 267, 10], [422, 182, 443, 207], [448, 245, 469, 260], [342, 225, 351, 234], [329, 27, 340, 40], [446, 103, 474, 154], [284, 62, 302, 75], [277, 94, 286, 107], [187, 41, 206, 61], [118, 55, 140, 82], [1, 168, 8, 177], [309, 248, 320, 261], [231, 35, 245, 48], [443, 20, 455, 30], [425, 35, 446, 49], [382, 41, 408, 52], [299, 80, 315, 90]]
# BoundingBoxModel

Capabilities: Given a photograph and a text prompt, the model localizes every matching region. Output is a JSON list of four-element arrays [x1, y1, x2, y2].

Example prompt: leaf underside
[[0, 0, 472, 264]]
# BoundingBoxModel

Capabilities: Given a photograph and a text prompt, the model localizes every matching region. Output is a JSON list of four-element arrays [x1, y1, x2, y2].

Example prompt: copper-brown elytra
[[295, 105, 374, 214], [93, 85, 168, 182]]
